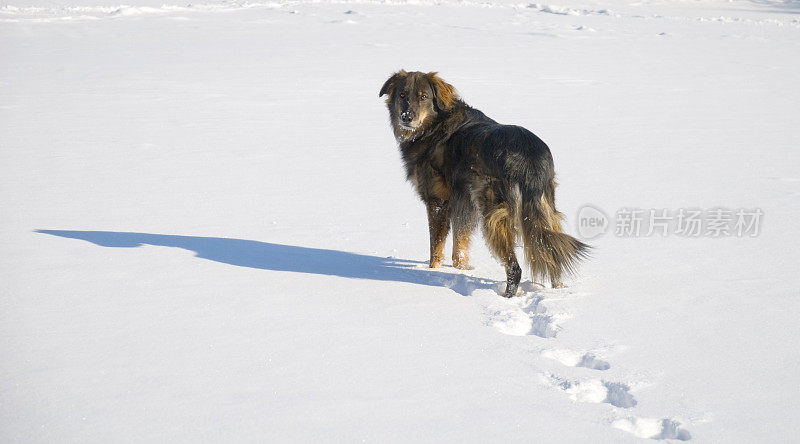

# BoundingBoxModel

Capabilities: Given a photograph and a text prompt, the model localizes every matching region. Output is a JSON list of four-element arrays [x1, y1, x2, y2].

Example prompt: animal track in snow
[[472, 276, 692, 440], [613, 417, 692, 441], [541, 349, 611, 370], [482, 283, 568, 338], [548, 375, 637, 408]]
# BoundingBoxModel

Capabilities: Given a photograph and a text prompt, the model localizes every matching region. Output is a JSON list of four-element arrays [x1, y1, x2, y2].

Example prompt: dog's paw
[[453, 262, 473, 270]]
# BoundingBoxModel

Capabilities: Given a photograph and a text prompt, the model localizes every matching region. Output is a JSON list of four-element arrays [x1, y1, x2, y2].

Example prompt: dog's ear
[[426, 72, 458, 111], [379, 70, 407, 97]]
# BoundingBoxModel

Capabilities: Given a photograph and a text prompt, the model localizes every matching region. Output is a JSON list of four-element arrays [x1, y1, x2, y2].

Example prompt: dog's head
[[379, 70, 458, 138]]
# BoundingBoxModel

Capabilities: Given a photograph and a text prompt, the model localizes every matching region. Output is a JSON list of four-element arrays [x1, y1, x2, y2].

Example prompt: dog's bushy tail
[[518, 179, 590, 286]]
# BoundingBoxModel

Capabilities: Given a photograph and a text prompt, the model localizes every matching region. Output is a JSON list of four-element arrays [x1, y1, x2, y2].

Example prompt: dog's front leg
[[426, 199, 451, 268], [450, 195, 478, 270]]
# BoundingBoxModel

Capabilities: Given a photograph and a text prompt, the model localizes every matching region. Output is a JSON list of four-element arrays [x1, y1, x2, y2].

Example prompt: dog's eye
[[399, 92, 406, 99], [420, 94, 428, 101]]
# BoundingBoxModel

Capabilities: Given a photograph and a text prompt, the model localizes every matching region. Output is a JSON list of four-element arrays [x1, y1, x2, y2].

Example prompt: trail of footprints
[[476, 281, 692, 441]]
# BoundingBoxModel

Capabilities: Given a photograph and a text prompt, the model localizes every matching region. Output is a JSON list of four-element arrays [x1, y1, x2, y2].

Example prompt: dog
[[379, 70, 589, 297]]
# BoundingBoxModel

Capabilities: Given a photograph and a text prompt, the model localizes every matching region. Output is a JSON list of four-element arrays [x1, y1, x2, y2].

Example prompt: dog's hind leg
[[450, 188, 478, 270], [426, 198, 451, 268], [480, 186, 521, 297]]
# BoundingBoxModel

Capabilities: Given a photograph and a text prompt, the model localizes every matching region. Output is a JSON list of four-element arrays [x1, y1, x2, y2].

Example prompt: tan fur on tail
[[520, 181, 589, 287]]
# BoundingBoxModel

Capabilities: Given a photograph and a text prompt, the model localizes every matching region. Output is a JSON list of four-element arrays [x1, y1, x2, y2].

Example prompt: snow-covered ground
[[2, 0, 799, 441]]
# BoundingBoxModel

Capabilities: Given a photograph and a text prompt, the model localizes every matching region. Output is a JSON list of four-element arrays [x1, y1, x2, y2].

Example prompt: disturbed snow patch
[[613, 417, 692, 441], [547, 375, 637, 408], [541, 349, 611, 370], [480, 283, 568, 337]]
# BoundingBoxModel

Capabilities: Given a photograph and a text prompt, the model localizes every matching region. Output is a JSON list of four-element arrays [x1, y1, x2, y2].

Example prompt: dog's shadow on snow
[[36, 230, 499, 297]]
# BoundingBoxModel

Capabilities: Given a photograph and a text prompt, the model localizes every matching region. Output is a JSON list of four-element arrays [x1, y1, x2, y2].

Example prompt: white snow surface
[[2, 0, 799, 441]]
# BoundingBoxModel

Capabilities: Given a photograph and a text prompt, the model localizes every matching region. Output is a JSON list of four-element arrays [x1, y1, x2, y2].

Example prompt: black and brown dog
[[380, 70, 589, 297]]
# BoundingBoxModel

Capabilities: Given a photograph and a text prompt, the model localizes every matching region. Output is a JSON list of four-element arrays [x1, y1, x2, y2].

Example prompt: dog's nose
[[400, 112, 412, 123]]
